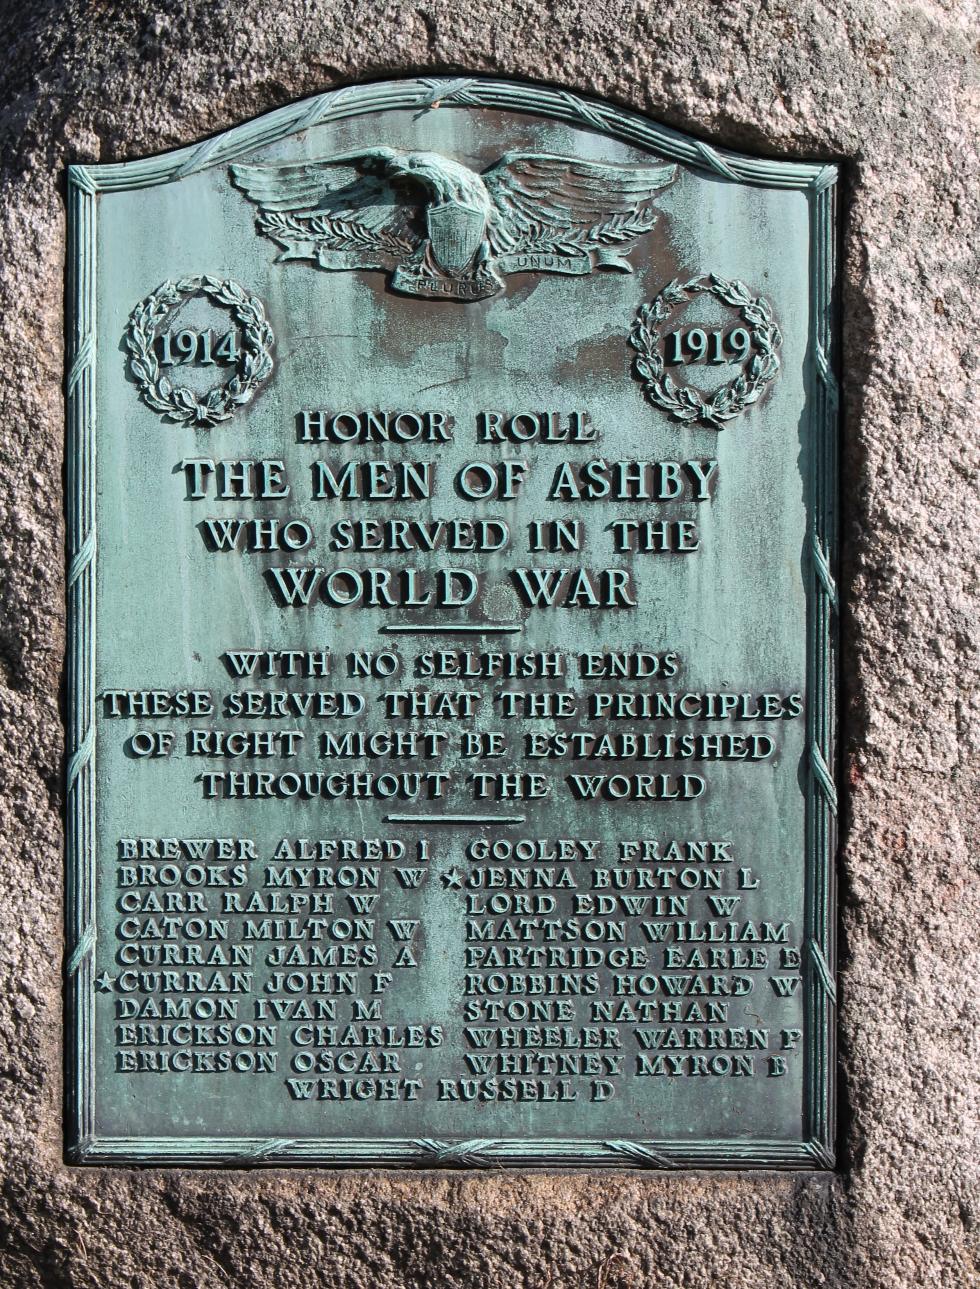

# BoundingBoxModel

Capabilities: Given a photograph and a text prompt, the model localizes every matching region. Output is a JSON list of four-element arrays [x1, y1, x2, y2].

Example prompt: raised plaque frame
[[66, 76, 838, 1169]]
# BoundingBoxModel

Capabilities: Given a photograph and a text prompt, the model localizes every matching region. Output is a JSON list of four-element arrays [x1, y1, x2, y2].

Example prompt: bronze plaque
[[66, 78, 838, 1166]]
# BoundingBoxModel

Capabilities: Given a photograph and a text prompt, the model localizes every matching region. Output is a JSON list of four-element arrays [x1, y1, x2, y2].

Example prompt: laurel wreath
[[630, 275, 781, 428], [126, 276, 275, 427]]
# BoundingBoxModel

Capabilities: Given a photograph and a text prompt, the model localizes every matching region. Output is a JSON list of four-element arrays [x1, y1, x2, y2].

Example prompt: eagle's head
[[395, 152, 449, 179], [386, 152, 486, 208]]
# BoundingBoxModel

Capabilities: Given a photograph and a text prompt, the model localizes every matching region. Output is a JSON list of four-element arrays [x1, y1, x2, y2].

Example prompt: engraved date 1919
[[666, 327, 751, 365]]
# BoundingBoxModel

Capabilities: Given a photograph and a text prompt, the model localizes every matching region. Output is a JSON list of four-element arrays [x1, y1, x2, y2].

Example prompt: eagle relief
[[230, 149, 676, 300]]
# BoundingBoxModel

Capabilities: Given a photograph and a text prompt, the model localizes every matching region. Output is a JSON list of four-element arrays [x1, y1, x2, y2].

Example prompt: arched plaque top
[[70, 76, 838, 194]]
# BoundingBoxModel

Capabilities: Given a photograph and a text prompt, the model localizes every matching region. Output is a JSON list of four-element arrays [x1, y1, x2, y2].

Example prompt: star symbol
[[440, 868, 463, 890], [95, 972, 116, 993]]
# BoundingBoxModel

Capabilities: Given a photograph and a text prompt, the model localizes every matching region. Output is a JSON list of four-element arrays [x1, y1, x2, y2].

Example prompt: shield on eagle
[[425, 200, 487, 273]]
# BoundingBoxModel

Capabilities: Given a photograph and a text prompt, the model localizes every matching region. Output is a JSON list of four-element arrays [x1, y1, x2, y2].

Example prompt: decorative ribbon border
[[65, 76, 838, 1169]]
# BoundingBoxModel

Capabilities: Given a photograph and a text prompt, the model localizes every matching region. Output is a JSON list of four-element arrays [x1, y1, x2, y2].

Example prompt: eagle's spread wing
[[230, 153, 424, 260], [484, 153, 676, 254]]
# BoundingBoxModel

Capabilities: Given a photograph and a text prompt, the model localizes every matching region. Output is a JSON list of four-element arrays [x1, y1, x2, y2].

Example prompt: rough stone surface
[[0, 2, 977, 1286]]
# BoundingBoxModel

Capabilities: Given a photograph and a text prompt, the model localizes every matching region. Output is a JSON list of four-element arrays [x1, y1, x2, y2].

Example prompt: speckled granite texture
[[0, 2, 977, 1286]]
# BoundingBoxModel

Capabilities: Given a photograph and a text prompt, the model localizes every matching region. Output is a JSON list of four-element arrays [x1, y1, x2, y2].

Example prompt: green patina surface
[[66, 78, 837, 1168]]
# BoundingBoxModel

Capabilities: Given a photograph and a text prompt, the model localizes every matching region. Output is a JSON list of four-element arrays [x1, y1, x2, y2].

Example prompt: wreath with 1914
[[126, 276, 274, 428], [630, 274, 781, 429]]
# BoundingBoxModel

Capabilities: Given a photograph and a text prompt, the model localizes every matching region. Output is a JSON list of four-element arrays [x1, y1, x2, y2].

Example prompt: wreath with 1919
[[630, 274, 781, 428]]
